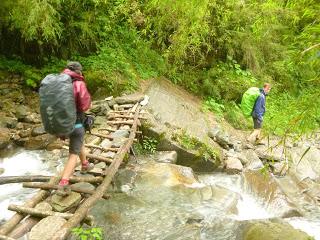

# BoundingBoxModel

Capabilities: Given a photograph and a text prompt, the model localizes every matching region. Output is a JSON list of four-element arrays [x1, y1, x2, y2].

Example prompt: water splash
[[0, 149, 54, 220]]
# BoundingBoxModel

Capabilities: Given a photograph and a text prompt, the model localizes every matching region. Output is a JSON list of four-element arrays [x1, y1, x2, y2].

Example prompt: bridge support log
[[0, 175, 103, 185], [22, 183, 110, 200], [8, 205, 94, 226]]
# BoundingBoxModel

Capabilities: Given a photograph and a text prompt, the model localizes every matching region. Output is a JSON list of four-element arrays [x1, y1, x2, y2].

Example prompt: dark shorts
[[69, 127, 85, 155], [253, 117, 263, 129]]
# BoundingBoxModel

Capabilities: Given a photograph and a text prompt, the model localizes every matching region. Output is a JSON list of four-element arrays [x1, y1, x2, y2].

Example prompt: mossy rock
[[243, 221, 314, 240]]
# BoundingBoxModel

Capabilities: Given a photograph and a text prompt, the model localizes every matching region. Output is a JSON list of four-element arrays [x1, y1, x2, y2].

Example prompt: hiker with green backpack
[[241, 83, 271, 144], [39, 61, 93, 196]]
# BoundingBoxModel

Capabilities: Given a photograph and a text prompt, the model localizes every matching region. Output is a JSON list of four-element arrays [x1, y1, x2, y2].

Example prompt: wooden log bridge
[[0, 101, 144, 240]]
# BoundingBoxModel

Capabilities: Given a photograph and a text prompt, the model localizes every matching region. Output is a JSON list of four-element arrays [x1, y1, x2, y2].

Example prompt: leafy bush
[[72, 227, 103, 240], [141, 137, 158, 154], [224, 101, 251, 130], [202, 98, 225, 117]]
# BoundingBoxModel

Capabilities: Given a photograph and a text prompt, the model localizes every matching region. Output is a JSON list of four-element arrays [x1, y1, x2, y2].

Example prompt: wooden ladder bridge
[[0, 102, 145, 240]]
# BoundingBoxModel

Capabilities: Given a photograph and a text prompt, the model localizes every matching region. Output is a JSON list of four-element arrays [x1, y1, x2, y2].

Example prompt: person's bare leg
[[61, 154, 78, 180], [79, 145, 94, 171], [79, 145, 87, 164]]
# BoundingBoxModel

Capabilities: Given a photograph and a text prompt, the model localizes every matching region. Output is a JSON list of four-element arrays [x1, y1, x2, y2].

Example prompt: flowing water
[[1, 149, 320, 239]]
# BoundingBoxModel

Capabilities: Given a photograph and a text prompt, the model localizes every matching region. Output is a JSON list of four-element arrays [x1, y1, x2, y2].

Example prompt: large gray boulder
[[28, 216, 67, 240], [155, 151, 178, 164], [243, 221, 313, 240], [244, 170, 302, 218]]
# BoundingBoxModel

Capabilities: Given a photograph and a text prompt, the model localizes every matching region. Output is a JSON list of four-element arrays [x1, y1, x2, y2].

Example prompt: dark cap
[[67, 61, 83, 72]]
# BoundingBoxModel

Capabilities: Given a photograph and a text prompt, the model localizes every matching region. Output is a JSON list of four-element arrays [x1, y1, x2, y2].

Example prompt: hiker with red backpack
[[39, 61, 93, 196], [241, 83, 271, 144]]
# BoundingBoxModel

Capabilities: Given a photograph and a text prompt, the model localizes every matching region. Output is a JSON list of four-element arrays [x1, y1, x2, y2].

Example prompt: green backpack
[[241, 87, 261, 117]]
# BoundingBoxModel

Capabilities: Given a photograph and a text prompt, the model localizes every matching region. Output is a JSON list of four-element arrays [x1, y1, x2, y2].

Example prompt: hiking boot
[[81, 162, 94, 173], [56, 184, 71, 197]]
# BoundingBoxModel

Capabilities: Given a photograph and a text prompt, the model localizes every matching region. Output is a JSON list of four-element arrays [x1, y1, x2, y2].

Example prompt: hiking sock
[[82, 160, 90, 168], [59, 178, 69, 186]]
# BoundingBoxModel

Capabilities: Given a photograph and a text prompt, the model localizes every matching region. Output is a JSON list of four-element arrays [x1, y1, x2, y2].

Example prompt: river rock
[[156, 151, 178, 164], [15, 105, 29, 120], [90, 104, 102, 114], [46, 140, 64, 151], [16, 122, 24, 130], [242, 149, 264, 170], [225, 157, 243, 174], [136, 162, 198, 187], [115, 93, 144, 104], [101, 151, 116, 159], [107, 98, 117, 108], [0, 127, 10, 149], [119, 125, 131, 130], [100, 139, 113, 148], [19, 128, 32, 138], [28, 216, 67, 240], [23, 113, 41, 124], [208, 127, 234, 150], [112, 137, 127, 148], [51, 192, 81, 212], [95, 162, 107, 169], [25, 134, 56, 150], [290, 146, 320, 181], [244, 170, 302, 218], [272, 161, 289, 176], [114, 168, 137, 191], [0, 117, 18, 129], [35, 202, 52, 211], [243, 221, 313, 240], [31, 126, 46, 136], [0, 168, 4, 175], [12, 135, 29, 147], [71, 182, 95, 192], [93, 116, 106, 126], [111, 130, 129, 138]]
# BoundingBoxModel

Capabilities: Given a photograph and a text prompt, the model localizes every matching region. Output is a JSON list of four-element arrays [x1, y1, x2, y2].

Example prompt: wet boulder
[[243, 221, 313, 240], [115, 93, 144, 105], [15, 105, 29, 120], [0, 127, 11, 149], [155, 151, 178, 164], [28, 216, 67, 240], [23, 113, 41, 124], [244, 170, 302, 218], [0, 116, 18, 129], [225, 157, 243, 174], [51, 192, 81, 212], [208, 127, 235, 150], [31, 126, 46, 136], [242, 149, 264, 170], [24, 134, 56, 150]]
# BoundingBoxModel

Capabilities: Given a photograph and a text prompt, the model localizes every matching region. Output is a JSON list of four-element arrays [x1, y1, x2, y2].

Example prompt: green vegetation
[[0, 0, 319, 135], [171, 130, 219, 162], [72, 226, 103, 240], [133, 136, 158, 154]]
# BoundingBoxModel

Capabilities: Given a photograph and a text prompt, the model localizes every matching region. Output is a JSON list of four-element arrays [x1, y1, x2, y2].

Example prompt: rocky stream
[[0, 76, 320, 239]]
